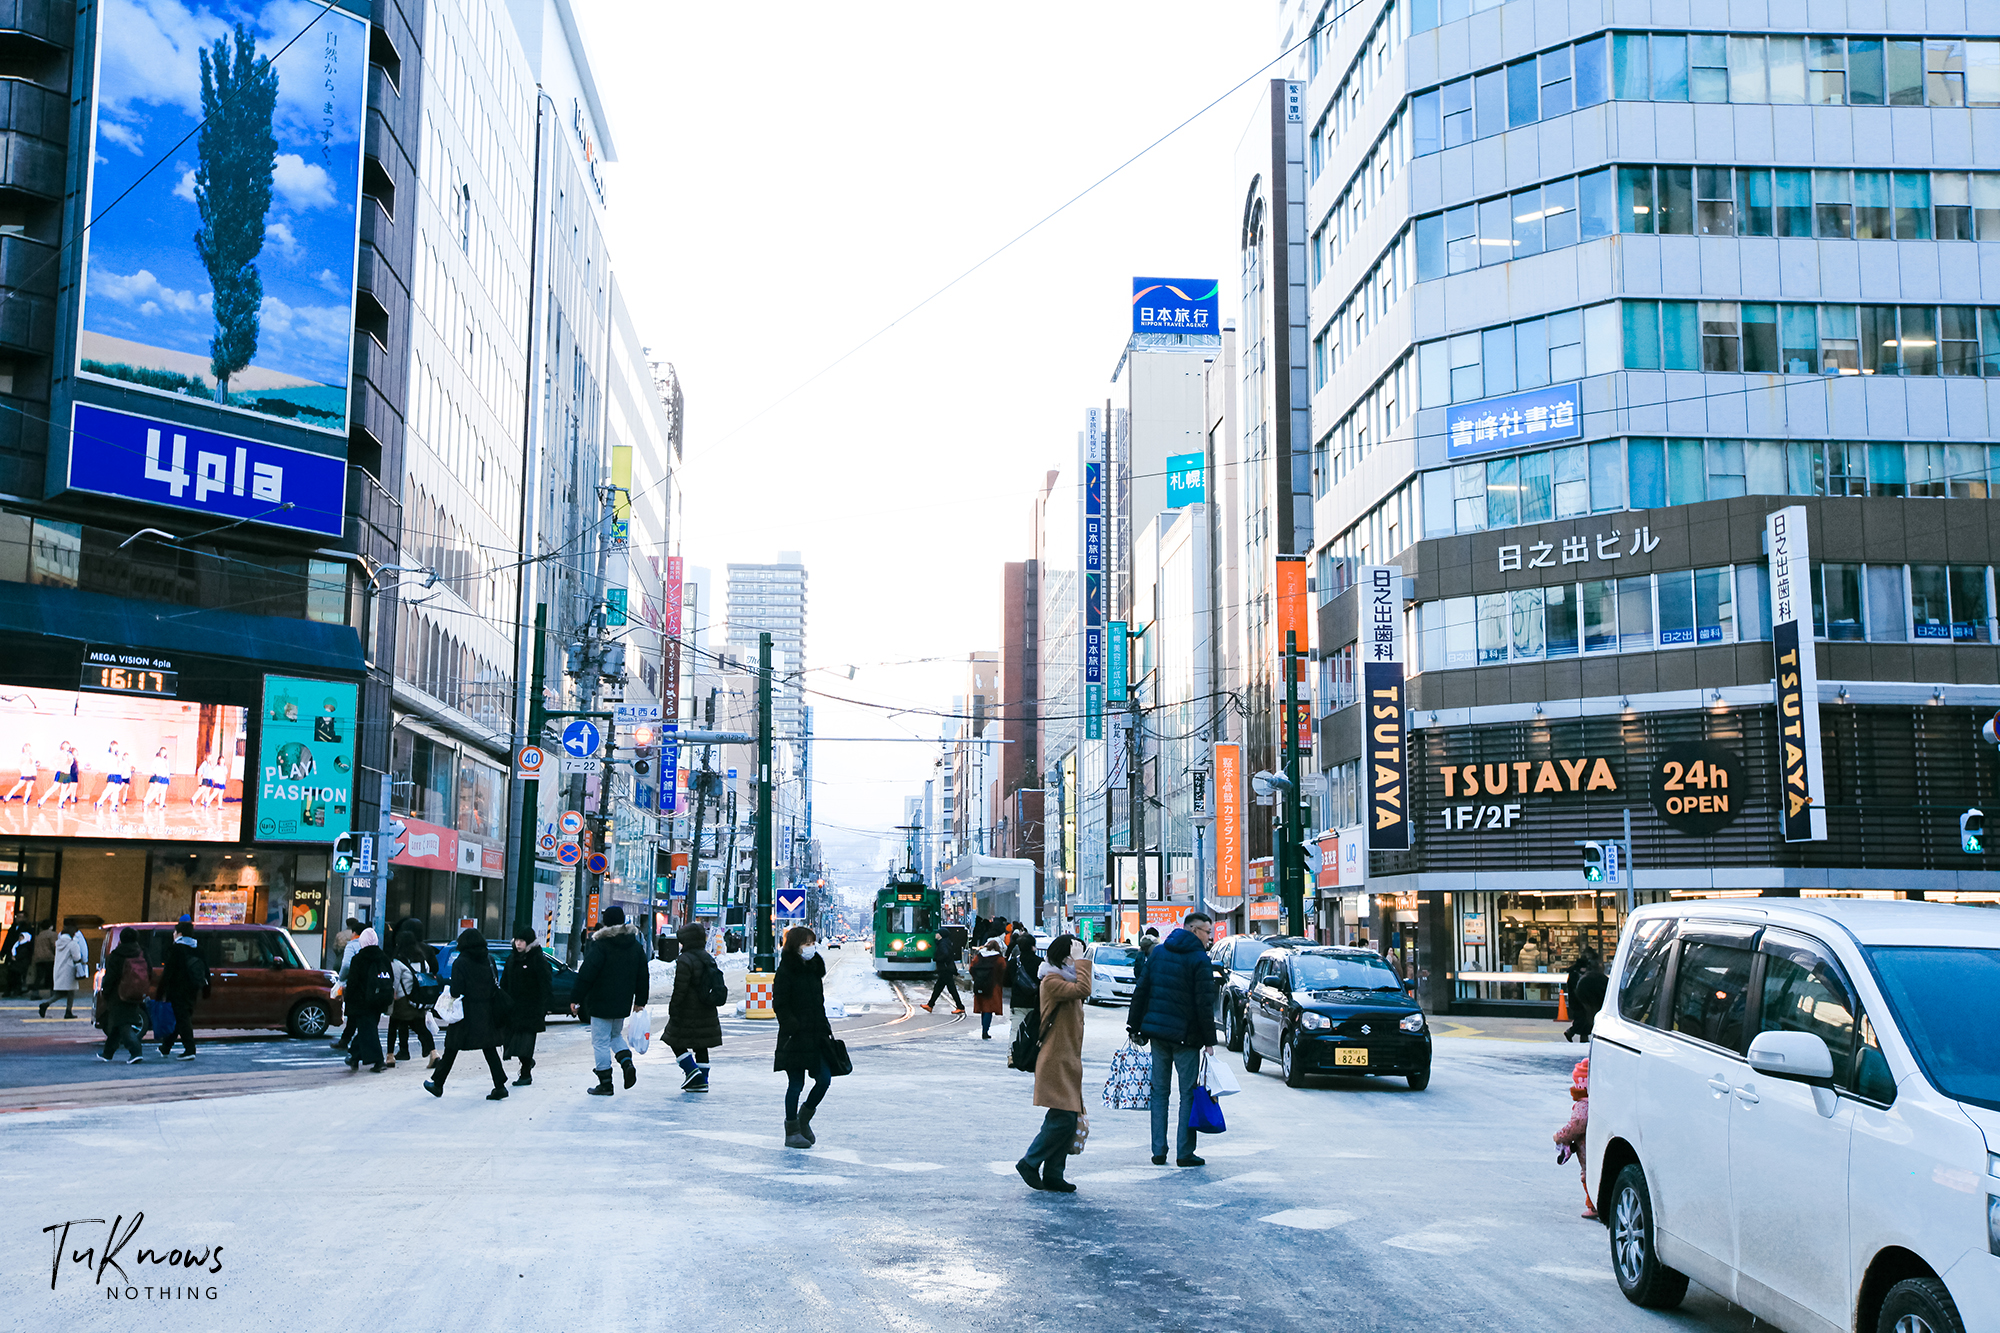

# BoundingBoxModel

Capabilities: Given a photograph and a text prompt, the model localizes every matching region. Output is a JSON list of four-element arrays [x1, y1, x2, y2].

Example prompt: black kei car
[[1240, 946, 1432, 1090], [1209, 934, 1309, 1051]]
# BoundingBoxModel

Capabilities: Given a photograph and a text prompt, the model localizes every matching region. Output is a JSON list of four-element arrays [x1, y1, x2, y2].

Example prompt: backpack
[[365, 966, 395, 1010], [1008, 1005, 1058, 1072], [411, 972, 444, 1007], [185, 952, 210, 992], [116, 954, 150, 1002], [701, 953, 728, 1007], [971, 955, 999, 991]]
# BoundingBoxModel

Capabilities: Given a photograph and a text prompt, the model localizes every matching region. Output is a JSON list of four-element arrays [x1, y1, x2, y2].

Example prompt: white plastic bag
[[625, 1009, 651, 1055], [433, 987, 464, 1027], [1203, 1048, 1242, 1097]]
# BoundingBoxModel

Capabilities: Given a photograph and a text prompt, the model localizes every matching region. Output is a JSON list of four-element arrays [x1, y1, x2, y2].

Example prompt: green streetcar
[[873, 868, 941, 977]]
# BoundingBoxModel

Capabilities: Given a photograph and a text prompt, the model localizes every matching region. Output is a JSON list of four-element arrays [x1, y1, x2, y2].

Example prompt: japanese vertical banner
[[1214, 742, 1241, 899], [661, 555, 684, 814], [1362, 564, 1408, 851], [1766, 507, 1827, 841], [1083, 409, 1104, 740]]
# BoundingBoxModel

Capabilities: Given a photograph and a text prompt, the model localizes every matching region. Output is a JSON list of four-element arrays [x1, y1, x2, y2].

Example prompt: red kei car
[[95, 923, 343, 1038]]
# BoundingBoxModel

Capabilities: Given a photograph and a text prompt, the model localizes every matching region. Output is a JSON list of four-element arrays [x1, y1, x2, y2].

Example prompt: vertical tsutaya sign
[[1766, 507, 1827, 841], [661, 556, 684, 814], [1362, 565, 1408, 851], [254, 676, 358, 843], [1084, 409, 1104, 741], [77, 0, 371, 435], [1214, 743, 1241, 897], [1106, 621, 1128, 702]]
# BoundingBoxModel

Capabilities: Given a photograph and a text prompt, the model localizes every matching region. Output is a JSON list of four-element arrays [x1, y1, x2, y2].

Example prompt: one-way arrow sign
[[775, 890, 807, 917]]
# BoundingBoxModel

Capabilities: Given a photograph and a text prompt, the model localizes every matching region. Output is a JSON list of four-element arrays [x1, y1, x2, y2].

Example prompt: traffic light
[[1300, 838, 1323, 879], [631, 725, 655, 774], [1581, 840, 1605, 883], [332, 831, 355, 876], [1962, 808, 1984, 854]]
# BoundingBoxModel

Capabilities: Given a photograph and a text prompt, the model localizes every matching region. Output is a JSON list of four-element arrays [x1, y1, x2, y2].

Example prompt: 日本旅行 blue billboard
[[1131, 278, 1219, 336], [74, 0, 371, 439]]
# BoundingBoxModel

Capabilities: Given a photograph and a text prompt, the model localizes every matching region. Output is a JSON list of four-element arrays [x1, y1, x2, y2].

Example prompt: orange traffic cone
[[1556, 990, 1570, 1023]]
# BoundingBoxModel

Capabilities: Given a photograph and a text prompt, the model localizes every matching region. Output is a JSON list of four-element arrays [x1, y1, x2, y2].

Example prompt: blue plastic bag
[[144, 996, 175, 1041], [1189, 1084, 1227, 1134]]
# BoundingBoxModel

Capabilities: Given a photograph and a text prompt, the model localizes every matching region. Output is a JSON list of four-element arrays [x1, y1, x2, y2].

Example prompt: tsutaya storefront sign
[[1767, 505, 1828, 841], [1362, 565, 1408, 851], [1438, 756, 1619, 798]]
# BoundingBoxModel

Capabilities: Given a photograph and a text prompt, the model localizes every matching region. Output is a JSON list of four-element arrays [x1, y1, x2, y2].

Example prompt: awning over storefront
[[940, 854, 1037, 929], [0, 581, 364, 676]]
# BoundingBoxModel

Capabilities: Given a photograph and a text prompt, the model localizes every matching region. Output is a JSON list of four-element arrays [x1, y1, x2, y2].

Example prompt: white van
[[1586, 899, 1999, 1333]]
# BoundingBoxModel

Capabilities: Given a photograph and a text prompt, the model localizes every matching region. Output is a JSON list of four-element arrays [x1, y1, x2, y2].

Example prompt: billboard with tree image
[[74, 0, 370, 436]]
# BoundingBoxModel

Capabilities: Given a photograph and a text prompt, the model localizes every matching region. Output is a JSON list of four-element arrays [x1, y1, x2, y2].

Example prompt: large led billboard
[[75, 0, 370, 438], [0, 687, 247, 842], [253, 674, 356, 843]]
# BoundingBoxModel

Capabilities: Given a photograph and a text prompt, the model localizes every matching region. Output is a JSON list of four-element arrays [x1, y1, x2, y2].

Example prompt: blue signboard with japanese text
[[68, 402, 347, 538], [1444, 383, 1582, 460], [1165, 452, 1204, 507], [1131, 278, 1219, 337], [1083, 409, 1104, 740]]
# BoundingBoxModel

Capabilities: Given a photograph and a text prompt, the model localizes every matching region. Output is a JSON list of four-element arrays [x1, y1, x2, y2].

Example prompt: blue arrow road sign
[[561, 719, 601, 757], [776, 890, 807, 917]]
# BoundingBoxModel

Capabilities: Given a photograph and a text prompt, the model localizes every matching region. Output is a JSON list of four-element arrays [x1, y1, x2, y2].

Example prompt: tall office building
[[725, 555, 808, 739], [1295, 0, 2000, 1014]]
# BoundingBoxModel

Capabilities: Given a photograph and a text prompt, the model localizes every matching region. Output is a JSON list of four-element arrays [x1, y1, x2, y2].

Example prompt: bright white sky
[[578, 1, 1278, 884]]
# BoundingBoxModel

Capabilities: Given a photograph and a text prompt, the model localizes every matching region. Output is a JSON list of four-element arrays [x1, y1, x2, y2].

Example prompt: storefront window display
[[1452, 889, 1669, 1004]]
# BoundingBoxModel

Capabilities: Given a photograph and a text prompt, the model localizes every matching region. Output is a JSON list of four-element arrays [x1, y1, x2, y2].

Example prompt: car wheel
[[1281, 1034, 1306, 1088], [1406, 1068, 1430, 1091], [1878, 1277, 1966, 1333], [287, 999, 331, 1039], [1609, 1164, 1689, 1309], [1242, 1033, 1263, 1074], [1225, 1004, 1244, 1053]]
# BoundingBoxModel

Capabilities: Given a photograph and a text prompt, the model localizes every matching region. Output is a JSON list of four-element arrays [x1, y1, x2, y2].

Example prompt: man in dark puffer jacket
[[570, 905, 650, 1096], [1126, 913, 1217, 1168]]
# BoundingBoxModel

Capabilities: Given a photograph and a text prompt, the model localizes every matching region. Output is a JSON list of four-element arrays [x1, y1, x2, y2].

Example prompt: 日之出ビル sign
[[1445, 383, 1581, 460]]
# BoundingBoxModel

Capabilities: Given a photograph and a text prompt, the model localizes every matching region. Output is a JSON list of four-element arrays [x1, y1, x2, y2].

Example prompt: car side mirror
[[1746, 1030, 1835, 1084], [270, 957, 288, 970]]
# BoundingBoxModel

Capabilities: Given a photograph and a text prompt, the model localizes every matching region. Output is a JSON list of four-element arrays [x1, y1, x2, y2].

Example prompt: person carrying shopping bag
[[1014, 934, 1092, 1194]]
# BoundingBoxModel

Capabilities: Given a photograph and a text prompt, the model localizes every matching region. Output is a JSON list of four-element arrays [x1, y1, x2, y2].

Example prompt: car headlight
[[1400, 1012, 1426, 1033], [1299, 1012, 1330, 1031]]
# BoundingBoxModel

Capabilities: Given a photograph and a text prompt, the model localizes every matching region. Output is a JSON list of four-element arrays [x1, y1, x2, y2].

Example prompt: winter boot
[[687, 1062, 710, 1092], [1041, 1158, 1077, 1194], [676, 1051, 699, 1087], [512, 1057, 534, 1087], [785, 1117, 812, 1149], [796, 1104, 817, 1145], [616, 1048, 637, 1089], [587, 1067, 614, 1096]]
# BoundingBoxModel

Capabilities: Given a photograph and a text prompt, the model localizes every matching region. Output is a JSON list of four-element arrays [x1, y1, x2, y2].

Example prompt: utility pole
[[1128, 692, 1145, 926], [687, 690, 716, 930], [511, 603, 549, 939], [753, 631, 775, 970], [1282, 629, 1305, 938]]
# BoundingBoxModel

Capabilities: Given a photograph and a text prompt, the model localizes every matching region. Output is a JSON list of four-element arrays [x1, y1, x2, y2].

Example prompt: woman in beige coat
[[1016, 934, 1092, 1194]]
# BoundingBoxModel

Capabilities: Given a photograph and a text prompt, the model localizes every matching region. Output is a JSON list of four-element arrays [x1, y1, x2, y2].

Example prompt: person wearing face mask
[[773, 926, 835, 1148]]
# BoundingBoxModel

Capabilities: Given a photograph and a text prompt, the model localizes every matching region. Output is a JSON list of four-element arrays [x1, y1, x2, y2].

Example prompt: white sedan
[[1087, 944, 1140, 1005]]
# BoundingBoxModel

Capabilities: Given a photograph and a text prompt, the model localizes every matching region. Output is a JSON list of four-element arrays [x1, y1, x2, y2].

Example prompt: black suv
[[1209, 934, 1308, 1051], [1240, 946, 1431, 1090]]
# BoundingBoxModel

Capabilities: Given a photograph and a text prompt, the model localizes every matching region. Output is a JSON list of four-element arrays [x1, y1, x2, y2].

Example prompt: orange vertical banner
[[1276, 555, 1309, 653], [1214, 742, 1241, 898]]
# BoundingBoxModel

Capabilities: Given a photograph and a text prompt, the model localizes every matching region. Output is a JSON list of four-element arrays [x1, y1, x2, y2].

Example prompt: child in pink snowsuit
[[1553, 1056, 1594, 1219]]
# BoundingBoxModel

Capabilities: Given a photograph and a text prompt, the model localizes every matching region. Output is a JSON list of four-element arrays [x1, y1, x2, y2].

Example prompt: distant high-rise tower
[[725, 554, 808, 739]]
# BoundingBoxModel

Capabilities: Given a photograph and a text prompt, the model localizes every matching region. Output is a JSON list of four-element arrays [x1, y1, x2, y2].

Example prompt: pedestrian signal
[[1581, 840, 1605, 883], [1962, 808, 1984, 854], [332, 832, 356, 876]]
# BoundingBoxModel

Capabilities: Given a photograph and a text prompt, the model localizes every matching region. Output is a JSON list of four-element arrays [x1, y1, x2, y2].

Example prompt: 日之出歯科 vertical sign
[[1362, 565, 1407, 851], [1766, 507, 1827, 841]]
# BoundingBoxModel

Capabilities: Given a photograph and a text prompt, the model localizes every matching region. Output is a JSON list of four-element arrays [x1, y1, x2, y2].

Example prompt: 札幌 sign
[[1445, 383, 1582, 460], [1165, 452, 1205, 507], [1767, 506, 1827, 841], [1362, 565, 1408, 851], [1131, 277, 1219, 336]]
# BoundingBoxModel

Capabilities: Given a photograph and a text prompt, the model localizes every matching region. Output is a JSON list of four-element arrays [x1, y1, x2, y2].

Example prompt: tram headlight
[[889, 938, 905, 952], [915, 940, 931, 951]]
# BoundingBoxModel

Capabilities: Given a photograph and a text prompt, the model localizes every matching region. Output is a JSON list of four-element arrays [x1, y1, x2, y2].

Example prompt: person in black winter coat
[[344, 939, 392, 1073], [1564, 951, 1609, 1042], [154, 917, 208, 1059], [501, 929, 552, 1085], [1126, 914, 1219, 1168], [773, 926, 834, 1149], [389, 928, 437, 1065], [666, 923, 723, 1091], [425, 929, 509, 1100], [923, 926, 964, 1013], [569, 905, 649, 1096], [97, 927, 148, 1063]]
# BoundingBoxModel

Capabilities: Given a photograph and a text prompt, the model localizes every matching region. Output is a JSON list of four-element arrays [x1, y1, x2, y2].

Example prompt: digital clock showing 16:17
[[80, 664, 180, 698]]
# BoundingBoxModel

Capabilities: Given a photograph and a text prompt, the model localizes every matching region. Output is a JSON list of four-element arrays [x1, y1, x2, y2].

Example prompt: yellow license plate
[[1334, 1048, 1369, 1067]]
